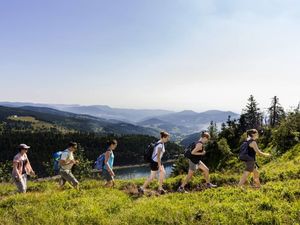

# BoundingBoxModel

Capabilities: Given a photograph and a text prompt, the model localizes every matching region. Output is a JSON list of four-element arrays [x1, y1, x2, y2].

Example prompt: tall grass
[[0, 144, 299, 225]]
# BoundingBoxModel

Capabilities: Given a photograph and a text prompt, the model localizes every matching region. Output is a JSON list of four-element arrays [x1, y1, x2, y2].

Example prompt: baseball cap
[[18, 144, 31, 149]]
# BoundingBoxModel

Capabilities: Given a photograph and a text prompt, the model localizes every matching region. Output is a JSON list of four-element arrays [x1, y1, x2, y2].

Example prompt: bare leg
[[253, 169, 261, 188], [142, 171, 157, 189], [105, 180, 114, 188], [198, 161, 210, 184], [239, 171, 251, 187], [181, 170, 194, 188], [158, 166, 166, 190]]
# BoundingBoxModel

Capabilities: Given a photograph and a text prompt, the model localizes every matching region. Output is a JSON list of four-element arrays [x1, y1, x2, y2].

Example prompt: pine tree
[[268, 96, 285, 127], [239, 95, 263, 131], [208, 121, 218, 139]]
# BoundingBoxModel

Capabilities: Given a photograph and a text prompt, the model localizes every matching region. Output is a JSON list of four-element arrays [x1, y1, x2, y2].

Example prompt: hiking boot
[[206, 183, 217, 188], [177, 186, 188, 193], [137, 186, 144, 194], [158, 189, 167, 195]]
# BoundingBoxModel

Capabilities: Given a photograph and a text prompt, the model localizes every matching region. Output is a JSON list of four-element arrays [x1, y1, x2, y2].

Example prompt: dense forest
[[0, 129, 182, 179]]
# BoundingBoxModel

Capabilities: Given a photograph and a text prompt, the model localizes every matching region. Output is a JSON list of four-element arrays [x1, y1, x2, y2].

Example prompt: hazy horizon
[[0, 1, 299, 113]]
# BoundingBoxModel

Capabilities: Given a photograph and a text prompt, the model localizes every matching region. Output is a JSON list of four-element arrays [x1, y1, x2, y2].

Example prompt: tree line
[[172, 95, 300, 175], [0, 130, 182, 180]]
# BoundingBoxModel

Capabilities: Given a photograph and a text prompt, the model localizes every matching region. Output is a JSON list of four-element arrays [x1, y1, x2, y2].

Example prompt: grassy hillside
[[0, 144, 299, 225], [7, 116, 74, 133]]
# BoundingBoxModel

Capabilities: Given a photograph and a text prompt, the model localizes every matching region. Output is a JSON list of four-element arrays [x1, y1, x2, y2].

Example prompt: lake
[[114, 162, 174, 180]]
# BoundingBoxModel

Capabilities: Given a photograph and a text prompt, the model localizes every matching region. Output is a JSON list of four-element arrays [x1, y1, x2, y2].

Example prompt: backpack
[[53, 151, 63, 171], [239, 141, 254, 161], [94, 154, 105, 171], [144, 142, 160, 163], [184, 141, 202, 159], [184, 142, 195, 159]]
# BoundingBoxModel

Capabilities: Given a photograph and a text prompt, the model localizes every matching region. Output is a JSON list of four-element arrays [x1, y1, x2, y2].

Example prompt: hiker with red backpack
[[138, 131, 170, 195], [178, 132, 217, 193], [238, 129, 271, 188]]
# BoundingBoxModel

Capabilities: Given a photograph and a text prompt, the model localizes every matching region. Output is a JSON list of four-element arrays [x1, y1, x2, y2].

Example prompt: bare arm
[[59, 152, 78, 166], [157, 148, 162, 168], [12, 161, 21, 178], [250, 141, 271, 157], [26, 157, 35, 175], [59, 159, 75, 166], [191, 143, 206, 156]]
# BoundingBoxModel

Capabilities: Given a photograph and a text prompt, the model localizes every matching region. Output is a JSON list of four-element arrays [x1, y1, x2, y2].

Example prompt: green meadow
[[1, 144, 299, 225]]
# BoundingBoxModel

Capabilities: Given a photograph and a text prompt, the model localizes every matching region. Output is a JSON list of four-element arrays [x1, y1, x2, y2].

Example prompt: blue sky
[[0, 0, 299, 113]]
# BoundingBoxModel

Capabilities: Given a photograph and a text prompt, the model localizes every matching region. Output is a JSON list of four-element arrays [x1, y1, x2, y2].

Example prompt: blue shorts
[[102, 169, 113, 181]]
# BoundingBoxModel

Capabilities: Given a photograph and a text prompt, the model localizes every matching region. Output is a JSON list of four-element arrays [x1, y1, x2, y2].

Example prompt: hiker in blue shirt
[[102, 139, 118, 187]]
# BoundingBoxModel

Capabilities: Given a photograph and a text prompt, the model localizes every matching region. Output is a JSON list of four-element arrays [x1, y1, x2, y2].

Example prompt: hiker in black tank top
[[238, 129, 271, 189], [178, 132, 217, 193], [189, 141, 204, 164], [247, 140, 256, 161]]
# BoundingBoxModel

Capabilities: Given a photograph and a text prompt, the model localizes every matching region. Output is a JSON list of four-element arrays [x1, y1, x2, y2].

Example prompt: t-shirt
[[60, 149, 74, 171], [152, 142, 165, 162]]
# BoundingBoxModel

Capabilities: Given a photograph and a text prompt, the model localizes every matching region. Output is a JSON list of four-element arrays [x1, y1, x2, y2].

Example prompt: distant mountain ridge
[[0, 102, 239, 139], [0, 102, 173, 123], [140, 110, 239, 137], [0, 106, 158, 136]]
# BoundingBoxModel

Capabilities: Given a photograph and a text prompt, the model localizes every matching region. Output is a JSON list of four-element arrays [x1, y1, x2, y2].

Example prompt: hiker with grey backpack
[[138, 131, 170, 195], [178, 132, 217, 193], [238, 129, 271, 189]]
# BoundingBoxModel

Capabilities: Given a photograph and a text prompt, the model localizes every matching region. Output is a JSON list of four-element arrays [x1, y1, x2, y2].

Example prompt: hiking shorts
[[150, 161, 159, 171], [59, 170, 79, 187], [102, 169, 113, 181], [188, 159, 201, 171], [244, 161, 256, 172]]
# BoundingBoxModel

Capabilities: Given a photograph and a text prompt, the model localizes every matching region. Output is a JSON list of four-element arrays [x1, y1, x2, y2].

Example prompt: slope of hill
[[137, 118, 191, 135], [180, 132, 201, 147], [156, 110, 239, 127], [139, 110, 239, 136], [0, 144, 299, 225], [0, 102, 174, 123], [0, 106, 157, 136], [0, 102, 239, 138]]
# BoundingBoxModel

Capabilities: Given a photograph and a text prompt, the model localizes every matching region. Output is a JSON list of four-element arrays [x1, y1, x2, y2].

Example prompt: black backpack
[[184, 141, 202, 159], [144, 142, 160, 163], [239, 140, 254, 161]]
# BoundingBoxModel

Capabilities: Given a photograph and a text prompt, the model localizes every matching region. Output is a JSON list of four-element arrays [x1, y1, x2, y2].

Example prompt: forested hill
[[0, 106, 157, 136], [0, 106, 182, 178]]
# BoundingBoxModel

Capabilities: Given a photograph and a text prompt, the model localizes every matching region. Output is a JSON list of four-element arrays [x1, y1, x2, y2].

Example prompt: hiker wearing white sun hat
[[12, 144, 35, 193]]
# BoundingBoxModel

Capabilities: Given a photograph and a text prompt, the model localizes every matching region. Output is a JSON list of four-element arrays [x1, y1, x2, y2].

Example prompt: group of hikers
[[11, 128, 271, 194]]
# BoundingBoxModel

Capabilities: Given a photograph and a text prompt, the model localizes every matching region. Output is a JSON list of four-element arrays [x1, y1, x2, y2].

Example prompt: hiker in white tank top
[[139, 131, 170, 195], [152, 142, 165, 162]]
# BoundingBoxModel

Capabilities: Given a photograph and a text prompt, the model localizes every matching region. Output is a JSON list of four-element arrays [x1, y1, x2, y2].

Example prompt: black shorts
[[244, 161, 256, 172], [150, 161, 159, 171]]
